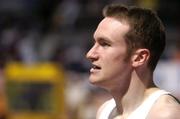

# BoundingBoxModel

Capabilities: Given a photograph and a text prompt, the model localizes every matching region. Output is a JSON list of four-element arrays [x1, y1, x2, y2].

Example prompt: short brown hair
[[103, 4, 166, 71]]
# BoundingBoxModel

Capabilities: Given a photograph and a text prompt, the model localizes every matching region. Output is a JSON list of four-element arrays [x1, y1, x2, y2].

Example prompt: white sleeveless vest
[[97, 90, 170, 119]]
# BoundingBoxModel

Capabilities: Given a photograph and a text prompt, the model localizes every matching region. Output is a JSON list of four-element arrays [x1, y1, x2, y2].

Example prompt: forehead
[[94, 17, 130, 41]]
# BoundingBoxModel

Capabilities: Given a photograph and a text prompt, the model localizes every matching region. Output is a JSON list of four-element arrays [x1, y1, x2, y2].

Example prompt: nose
[[86, 45, 98, 62]]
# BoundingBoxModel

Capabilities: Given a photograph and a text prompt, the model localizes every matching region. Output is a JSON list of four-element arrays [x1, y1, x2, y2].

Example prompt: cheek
[[105, 52, 130, 72], [110, 51, 127, 63], [103, 53, 126, 72], [101, 47, 129, 67]]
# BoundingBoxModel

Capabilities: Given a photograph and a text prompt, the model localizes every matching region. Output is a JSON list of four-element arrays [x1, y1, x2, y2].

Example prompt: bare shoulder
[[147, 94, 180, 119]]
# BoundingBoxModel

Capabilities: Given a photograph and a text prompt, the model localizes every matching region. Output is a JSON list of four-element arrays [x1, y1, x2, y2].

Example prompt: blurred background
[[0, 0, 179, 119]]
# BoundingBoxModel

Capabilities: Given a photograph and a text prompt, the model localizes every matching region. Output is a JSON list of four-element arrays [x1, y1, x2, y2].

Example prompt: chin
[[89, 77, 98, 84], [89, 76, 108, 87], [89, 76, 102, 84]]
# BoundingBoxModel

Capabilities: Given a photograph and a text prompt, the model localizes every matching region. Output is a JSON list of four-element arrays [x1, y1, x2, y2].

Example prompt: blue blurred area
[[0, 0, 179, 119]]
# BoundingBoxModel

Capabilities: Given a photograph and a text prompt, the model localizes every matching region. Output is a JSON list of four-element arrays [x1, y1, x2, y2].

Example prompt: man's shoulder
[[148, 94, 180, 119]]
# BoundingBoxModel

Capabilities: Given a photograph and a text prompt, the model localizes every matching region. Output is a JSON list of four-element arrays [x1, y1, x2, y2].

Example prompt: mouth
[[90, 64, 101, 72]]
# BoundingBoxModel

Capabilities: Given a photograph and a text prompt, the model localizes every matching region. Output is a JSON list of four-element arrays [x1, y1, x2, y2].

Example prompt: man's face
[[86, 17, 132, 88]]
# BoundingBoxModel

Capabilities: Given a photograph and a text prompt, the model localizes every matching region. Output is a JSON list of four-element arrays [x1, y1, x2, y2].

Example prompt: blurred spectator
[[0, 27, 23, 62], [55, 0, 81, 30], [64, 72, 90, 119], [154, 40, 180, 100], [63, 45, 88, 73], [17, 29, 40, 64]]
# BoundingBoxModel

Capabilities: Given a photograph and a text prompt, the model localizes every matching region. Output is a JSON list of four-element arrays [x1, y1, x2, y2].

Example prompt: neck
[[110, 69, 157, 117]]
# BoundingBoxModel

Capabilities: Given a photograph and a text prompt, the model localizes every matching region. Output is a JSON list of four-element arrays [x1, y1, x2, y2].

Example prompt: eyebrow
[[95, 36, 112, 44]]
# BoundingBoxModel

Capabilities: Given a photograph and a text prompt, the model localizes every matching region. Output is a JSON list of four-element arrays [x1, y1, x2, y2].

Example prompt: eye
[[98, 39, 111, 47], [100, 42, 110, 47]]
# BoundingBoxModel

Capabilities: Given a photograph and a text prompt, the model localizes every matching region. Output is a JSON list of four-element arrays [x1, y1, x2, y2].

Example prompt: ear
[[131, 49, 150, 68]]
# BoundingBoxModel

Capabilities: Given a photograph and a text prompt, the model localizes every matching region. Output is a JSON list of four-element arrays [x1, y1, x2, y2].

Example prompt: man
[[86, 4, 180, 119]]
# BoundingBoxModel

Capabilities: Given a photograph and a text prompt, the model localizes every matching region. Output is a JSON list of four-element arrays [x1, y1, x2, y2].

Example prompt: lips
[[92, 64, 101, 69], [90, 64, 101, 73]]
